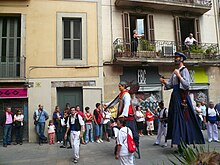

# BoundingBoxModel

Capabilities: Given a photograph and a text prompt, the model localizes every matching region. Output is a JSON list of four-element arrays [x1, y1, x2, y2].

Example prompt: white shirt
[[117, 126, 133, 156], [48, 125, 56, 134], [103, 111, 111, 124], [184, 37, 197, 45], [207, 108, 217, 117], [135, 111, 144, 122], [14, 114, 24, 126]]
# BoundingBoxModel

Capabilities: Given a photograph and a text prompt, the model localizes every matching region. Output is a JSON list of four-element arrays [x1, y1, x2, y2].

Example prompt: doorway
[[57, 87, 83, 112], [180, 18, 195, 47]]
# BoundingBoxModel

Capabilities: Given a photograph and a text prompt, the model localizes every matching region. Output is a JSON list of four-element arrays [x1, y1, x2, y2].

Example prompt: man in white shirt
[[154, 101, 168, 147], [65, 107, 85, 164], [184, 33, 197, 49], [205, 101, 219, 143]]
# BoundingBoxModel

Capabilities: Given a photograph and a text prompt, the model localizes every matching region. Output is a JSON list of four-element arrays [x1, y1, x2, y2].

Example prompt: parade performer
[[160, 52, 205, 151], [105, 82, 139, 148]]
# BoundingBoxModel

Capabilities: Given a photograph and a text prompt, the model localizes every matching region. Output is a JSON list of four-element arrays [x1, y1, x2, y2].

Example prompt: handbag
[[127, 127, 136, 153], [34, 111, 42, 126]]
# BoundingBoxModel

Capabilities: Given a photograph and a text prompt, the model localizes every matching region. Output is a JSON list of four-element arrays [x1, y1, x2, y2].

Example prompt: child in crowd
[[48, 120, 56, 145], [84, 107, 94, 143], [110, 119, 119, 139], [135, 105, 145, 136], [103, 108, 112, 142], [145, 108, 154, 136]]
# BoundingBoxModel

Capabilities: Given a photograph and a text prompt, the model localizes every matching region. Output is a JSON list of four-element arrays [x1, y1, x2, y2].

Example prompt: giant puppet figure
[[160, 52, 205, 151], [105, 82, 139, 148]]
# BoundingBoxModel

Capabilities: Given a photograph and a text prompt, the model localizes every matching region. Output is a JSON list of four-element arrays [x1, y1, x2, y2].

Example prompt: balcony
[[113, 38, 220, 66], [115, 0, 212, 14], [0, 56, 26, 80]]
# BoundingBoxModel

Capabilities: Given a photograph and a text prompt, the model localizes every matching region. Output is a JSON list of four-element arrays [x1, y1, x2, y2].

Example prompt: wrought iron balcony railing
[[0, 56, 26, 78], [113, 38, 219, 61]]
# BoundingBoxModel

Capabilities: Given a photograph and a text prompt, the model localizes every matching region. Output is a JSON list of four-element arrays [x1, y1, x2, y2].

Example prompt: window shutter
[[174, 16, 181, 51], [148, 14, 155, 41], [194, 18, 201, 43], [122, 12, 130, 51]]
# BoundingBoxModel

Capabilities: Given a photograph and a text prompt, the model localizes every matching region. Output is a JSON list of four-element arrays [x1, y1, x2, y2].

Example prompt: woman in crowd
[[53, 106, 63, 143], [145, 107, 154, 136], [14, 109, 24, 145], [135, 105, 144, 136]]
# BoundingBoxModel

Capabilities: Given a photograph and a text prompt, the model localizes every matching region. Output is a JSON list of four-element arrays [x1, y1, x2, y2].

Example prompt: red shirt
[[146, 111, 154, 122], [85, 112, 92, 123], [77, 111, 85, 118]]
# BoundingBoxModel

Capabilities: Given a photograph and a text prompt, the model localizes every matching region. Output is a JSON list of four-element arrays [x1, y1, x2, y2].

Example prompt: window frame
[[57, 12, 87, 66]]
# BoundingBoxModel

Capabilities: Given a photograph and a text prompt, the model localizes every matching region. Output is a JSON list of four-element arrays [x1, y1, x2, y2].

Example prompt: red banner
[[0, 88, 27, 98]]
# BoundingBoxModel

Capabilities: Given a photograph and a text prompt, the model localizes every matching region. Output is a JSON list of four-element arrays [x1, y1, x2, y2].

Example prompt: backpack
[[127, 128, 136, 153]]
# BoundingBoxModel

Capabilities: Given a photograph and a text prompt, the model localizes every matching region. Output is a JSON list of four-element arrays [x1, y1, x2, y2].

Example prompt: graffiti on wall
[[132, 92, 161, 113]]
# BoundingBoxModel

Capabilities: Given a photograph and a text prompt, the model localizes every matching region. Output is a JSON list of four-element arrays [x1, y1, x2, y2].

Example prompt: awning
[[139, 84, 161, 92]]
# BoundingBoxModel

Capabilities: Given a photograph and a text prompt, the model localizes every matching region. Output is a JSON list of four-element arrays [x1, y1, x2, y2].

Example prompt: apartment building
[[0, 0, 102, 142], [102, 0, 220, 111]]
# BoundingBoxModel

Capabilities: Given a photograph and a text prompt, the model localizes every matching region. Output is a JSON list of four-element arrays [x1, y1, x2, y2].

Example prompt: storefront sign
[[0, 88, 27, 98], [189, 68, 208, 83]]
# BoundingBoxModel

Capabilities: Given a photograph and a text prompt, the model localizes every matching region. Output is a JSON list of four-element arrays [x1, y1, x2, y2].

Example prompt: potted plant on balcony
[[189, 45, 205, 59], [139, 39, 156, 58], [204, 46, 218, 59], [114, 44, 125, 57]]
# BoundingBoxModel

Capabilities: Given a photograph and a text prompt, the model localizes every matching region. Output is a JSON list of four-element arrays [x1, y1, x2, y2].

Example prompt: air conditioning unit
[[162, 46, 175, 57]]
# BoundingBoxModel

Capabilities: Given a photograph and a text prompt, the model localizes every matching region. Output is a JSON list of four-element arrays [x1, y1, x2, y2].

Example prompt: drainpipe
[[110, 0, 114, 62], [213, 0, 220, 52]]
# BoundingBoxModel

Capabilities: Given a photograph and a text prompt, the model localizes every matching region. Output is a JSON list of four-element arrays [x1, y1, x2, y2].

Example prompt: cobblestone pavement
[[0, 130, 219, 165]]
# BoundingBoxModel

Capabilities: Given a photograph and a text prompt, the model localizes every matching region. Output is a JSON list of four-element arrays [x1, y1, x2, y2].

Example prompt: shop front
[[0, 88, 28, 142]]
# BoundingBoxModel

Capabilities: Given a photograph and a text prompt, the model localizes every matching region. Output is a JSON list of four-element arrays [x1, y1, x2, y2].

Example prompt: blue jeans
[[95, 124, 102, 139], [85, 123, 94, 142], [36, 122, 46, 143], [3, 124, 12, 145]]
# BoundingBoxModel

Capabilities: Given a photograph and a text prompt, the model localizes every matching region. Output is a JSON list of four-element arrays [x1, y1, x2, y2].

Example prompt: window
[[63, 18, 81, 60], [57, 13, 87, 66], [0, 16, 21, 78]]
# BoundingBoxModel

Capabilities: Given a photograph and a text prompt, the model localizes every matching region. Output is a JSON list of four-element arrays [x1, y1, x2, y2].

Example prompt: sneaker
[[208, 140, 212, 143], [99, 139, 103, 143], [61, 141, 63, 144], [90, 140, 94, 143], [107, 138, 110, 142], [57, 141, 60, 144], [60, 145, 66, 148], [3, 144, 7, 148], [74, 159, 78, 163], [67, 146, 72, 149], [96, 140, 101, 143], [214, 140, 220, 143], [153, 143, 159, 146], [161, 143, 167, 148]]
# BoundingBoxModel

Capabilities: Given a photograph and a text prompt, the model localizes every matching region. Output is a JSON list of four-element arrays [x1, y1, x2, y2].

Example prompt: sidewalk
[[0, 130, 219, 165]]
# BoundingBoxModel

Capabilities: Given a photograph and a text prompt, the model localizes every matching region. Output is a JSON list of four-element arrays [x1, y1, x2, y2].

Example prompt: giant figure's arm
[[180, 68, 190, 90]]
